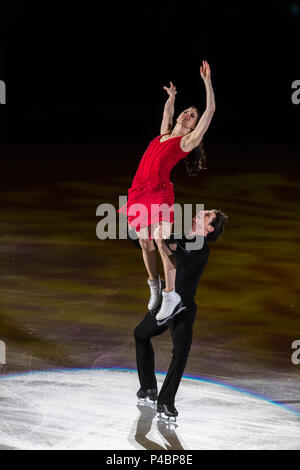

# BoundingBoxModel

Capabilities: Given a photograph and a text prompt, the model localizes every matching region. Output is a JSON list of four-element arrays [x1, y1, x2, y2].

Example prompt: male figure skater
[[133, 209, 228, 419]]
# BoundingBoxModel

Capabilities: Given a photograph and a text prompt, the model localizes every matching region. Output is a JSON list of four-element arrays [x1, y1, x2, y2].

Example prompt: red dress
[[118, 133, 190, 232]]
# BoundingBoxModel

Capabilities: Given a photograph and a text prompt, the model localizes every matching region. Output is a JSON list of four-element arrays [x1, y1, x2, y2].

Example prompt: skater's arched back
[[118, 61, 216, 323]]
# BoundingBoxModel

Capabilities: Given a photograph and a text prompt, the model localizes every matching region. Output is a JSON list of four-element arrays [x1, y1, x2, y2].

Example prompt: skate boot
[[147, 276, 162, 311], [157, 403, 178, 422], [155, 289, 183, 324], [137, 387, 158, 403]]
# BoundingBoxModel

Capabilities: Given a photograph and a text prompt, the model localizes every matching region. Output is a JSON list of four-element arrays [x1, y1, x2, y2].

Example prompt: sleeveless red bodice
[[118, 134, 190, 230]]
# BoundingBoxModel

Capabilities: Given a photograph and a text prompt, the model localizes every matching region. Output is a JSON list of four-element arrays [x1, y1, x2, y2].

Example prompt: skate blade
[[156, 303, 187, 326], [157, 413, 178, 427], [137, 397, 157, 407]]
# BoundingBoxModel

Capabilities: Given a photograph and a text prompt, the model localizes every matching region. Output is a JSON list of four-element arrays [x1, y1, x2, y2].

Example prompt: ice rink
[[0, 368, 299, 450]]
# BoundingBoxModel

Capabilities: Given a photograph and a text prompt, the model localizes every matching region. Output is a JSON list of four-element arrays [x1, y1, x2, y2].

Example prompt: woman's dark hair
[[206, 209, 228, 242], [183, 106, 208, 176]]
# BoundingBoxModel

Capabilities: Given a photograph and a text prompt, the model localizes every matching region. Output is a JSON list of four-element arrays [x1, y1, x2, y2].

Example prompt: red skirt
[[118, 180, 175, 233]]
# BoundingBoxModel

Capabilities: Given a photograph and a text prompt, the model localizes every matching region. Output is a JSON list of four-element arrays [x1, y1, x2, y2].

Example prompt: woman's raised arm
[[181, 62, 216, 152], [160, 81, 177, 135]]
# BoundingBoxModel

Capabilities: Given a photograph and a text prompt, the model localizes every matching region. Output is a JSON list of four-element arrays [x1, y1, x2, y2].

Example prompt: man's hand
[[162, 239, 177, 256], [168, 243, 177, 251]]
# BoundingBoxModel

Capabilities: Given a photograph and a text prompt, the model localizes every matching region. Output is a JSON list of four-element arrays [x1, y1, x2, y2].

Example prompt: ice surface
[[0, 369, 299, 450]]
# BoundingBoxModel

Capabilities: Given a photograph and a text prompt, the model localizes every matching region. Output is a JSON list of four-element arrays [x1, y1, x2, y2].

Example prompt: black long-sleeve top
[[128, 227, 209, 308], [163, 234, 210, 306]]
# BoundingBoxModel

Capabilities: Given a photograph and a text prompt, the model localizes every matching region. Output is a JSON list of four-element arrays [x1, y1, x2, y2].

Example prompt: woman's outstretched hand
[[200, 60, 211, 81], [163, 81, 177, 99]]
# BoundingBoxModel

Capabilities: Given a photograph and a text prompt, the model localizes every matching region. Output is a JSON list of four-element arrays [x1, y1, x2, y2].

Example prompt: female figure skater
[[118, 61, 216, 323]]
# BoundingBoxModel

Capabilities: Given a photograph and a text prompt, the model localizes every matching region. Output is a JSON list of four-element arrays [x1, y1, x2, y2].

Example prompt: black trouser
[[134, 301, 197, 406]]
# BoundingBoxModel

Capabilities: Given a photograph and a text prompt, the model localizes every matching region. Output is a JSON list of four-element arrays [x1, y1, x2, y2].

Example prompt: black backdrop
[[0, 1, 299, 146]]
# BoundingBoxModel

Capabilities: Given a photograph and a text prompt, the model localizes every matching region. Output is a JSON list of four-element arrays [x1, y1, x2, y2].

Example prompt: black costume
[[133, 233, 210, 407]]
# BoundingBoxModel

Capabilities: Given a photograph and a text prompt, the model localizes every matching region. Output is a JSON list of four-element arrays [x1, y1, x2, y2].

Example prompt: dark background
[[0, 1, 299, 147]]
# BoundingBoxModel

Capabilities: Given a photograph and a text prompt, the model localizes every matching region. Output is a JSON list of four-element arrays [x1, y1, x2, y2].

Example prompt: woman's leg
[[138, 226, 159, 280], [134, 225, 162, 310], [153, 222, 176, 292]]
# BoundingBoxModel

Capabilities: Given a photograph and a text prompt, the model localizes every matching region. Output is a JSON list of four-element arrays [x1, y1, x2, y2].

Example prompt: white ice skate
[[147, 275, 162, 311], [156, 304, 187, 326], [155, 289, 184, 324]]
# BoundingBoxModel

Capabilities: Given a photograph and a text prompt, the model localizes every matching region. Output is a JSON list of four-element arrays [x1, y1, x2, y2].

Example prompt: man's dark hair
[[206, 210, 228, 242]]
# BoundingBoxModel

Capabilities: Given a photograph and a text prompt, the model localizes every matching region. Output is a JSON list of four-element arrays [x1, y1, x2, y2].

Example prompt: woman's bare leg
[[142, 246, 159, 280], [137, 226, 159, 280], [153, 222, 176, 292]]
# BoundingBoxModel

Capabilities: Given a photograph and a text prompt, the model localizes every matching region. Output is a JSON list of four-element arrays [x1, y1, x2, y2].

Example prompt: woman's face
[[177, 107, 199, 131]]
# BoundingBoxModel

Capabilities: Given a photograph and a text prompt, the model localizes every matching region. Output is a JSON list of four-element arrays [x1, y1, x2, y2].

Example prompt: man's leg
[[134, 312, 168, 391], [157, 304, 196, 406]]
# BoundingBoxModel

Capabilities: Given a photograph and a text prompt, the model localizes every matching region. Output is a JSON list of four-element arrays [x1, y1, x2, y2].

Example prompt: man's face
[[192, 210, 216, 236]]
